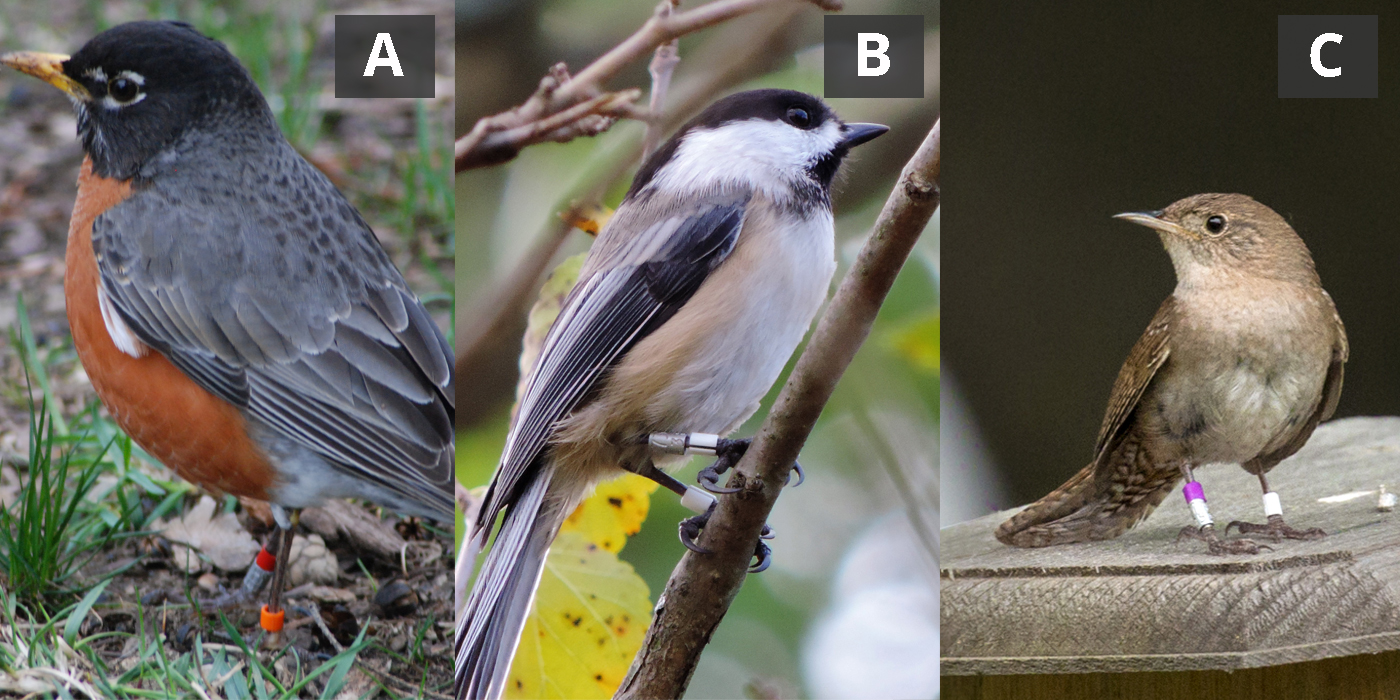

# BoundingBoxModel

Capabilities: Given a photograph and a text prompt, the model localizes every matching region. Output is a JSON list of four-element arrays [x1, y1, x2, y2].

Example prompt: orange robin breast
[[1, 21, 453, 523]]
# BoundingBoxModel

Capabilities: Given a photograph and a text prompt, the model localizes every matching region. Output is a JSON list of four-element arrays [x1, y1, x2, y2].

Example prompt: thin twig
[[454, 0, 839, 172], [614, 119, 941, 700], [642, 0, 682, 159]]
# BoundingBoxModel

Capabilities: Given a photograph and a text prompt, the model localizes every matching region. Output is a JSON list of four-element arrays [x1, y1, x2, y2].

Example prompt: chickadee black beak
[[838, 123, 889, 149]]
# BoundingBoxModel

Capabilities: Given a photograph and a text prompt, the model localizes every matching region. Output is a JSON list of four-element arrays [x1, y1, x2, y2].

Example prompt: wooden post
[[941, 417, 1400, 699]]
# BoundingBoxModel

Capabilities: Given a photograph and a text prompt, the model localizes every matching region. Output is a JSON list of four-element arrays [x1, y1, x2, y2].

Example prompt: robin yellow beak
[[1113, 210, 1200, 241], [0, 51, 90, 100]]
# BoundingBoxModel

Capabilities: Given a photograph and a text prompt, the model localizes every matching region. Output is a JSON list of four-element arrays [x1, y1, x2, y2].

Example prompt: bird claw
[[697, 462, 742, 494], [676, 502, 777, 571], [697, 438, 804, 492], [749, 541, 772, 573], [679, 504, 714, 554], [1176, 524, 1273, 555], [1225, 515, 1326, 541], [786, 461, 805, 487], [697, 438, 748, 493]]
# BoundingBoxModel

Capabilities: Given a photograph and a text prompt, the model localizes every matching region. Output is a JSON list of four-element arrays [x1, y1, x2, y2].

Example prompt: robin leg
[[1225, 472, 1326, 541], [1174, 464, 1271, 556], [625, 456, 773, 573], [260, 506, 298, 635], [197, 529, 283, 610]]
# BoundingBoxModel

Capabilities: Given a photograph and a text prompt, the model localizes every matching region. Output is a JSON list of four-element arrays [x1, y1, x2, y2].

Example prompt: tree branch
[[614, 119, 941, 700], [454, 0, 840, 171]]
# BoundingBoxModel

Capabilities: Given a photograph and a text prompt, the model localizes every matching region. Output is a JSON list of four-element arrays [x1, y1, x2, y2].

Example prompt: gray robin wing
[[91, 138, 454, 520], [475, 189, 751, 537], [1091, 297, 1175, 468]]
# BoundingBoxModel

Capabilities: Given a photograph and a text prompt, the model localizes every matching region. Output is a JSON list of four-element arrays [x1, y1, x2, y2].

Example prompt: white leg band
[[680, 485, 717, 514], [1262, 491, 1283, 517], [1188, 498, 1213, 528], [687, 432, 719, 454], [649, 432, 721, 457]]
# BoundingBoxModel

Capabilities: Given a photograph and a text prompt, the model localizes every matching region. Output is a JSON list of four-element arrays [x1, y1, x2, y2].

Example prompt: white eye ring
[[102, 70, 146, 109]]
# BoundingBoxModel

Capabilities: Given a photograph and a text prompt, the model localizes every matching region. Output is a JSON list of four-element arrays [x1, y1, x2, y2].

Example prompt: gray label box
[[1278, 15, 1377, 98], [824, 15, 924, 99], [335, 15, 435, 98]]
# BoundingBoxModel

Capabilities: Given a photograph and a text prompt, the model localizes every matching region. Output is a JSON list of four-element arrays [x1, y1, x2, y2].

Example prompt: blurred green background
[[454, 0, 939, 697], [941, 3, 1400, 524]]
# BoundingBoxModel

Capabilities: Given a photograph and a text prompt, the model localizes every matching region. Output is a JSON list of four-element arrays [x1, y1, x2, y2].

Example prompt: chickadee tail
[[455, 472, 567, 700], [993, 440, 1180, 547]]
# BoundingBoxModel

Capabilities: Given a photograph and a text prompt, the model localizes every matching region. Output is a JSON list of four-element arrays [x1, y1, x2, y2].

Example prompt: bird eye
[[785, 106, 812, 128], [1205, 215, 1226, 233], [107, 76, 140, 104]]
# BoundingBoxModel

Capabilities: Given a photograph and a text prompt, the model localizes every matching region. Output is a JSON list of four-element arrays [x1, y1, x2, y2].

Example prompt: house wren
[[995, 193, 1348, 555]]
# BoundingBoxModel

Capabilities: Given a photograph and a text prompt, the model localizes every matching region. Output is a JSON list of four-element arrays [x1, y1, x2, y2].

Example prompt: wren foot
[[1225, 514, 1326, 541], [1176, 524, 1272, 555]]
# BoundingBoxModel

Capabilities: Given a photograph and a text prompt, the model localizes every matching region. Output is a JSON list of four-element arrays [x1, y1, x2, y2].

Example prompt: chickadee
[[456, 88, 887, 699]]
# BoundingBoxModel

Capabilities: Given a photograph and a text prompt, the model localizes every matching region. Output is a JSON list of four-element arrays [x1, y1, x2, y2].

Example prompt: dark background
[[941, 3, 1400, 514]]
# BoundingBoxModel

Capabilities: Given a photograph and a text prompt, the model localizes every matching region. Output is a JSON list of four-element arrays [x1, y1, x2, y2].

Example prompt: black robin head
[[4, 21, 274, 180]]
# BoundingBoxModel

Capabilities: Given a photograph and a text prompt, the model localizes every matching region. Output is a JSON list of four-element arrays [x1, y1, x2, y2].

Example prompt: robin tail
[[455, 473, 569, 700], [994, 436, 1181, 547]]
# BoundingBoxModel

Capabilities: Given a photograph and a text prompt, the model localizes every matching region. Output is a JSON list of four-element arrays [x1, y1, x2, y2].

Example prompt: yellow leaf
[[561, 473, 659, 554], [560, 202, 615, 236], [506, 531, 653, 700], [885, 312, 940, 374]]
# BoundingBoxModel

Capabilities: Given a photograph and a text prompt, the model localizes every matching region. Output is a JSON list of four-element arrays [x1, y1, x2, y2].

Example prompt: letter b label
[[858, 33, 891, 76], [825, 16, 924, 98]]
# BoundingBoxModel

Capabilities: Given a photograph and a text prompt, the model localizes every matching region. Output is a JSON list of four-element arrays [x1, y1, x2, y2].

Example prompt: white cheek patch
[[97, 283, 147, 358], [650, 118, 844, 197]]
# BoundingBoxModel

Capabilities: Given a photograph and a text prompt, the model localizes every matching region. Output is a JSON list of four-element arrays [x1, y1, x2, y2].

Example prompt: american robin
[[1, 21, 454, 628]]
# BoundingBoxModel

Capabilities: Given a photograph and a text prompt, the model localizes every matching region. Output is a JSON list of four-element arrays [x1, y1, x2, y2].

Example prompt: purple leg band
[[1183, 481, 1206, 502]]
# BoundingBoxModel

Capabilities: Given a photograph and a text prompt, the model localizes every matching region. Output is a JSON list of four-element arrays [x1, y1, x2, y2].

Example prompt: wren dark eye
[[785, 106, 812, 128], [1205, 215, 1225, 233], [108, 77, 140, 103]]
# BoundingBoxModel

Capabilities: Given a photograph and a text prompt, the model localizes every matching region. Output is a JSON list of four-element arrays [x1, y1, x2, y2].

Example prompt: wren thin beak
[[838, 122, 889, 149], [1113, 210, 1199, 240], [0, 51, 89, 100]]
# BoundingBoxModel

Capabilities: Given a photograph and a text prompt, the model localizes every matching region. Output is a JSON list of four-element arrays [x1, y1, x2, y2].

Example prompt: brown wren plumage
[[995, 193, 1347, 555]]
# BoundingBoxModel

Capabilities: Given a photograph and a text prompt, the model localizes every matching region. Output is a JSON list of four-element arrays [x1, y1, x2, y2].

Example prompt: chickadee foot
[[679, 503, 715, 554], [1225, 514, 1326, 541], [696, 438, 804, 492], [1176, 524, 1272, 555], [697, 438, 748, 494], [677, 502, 776, 573], [749, 540, 773, 573]]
